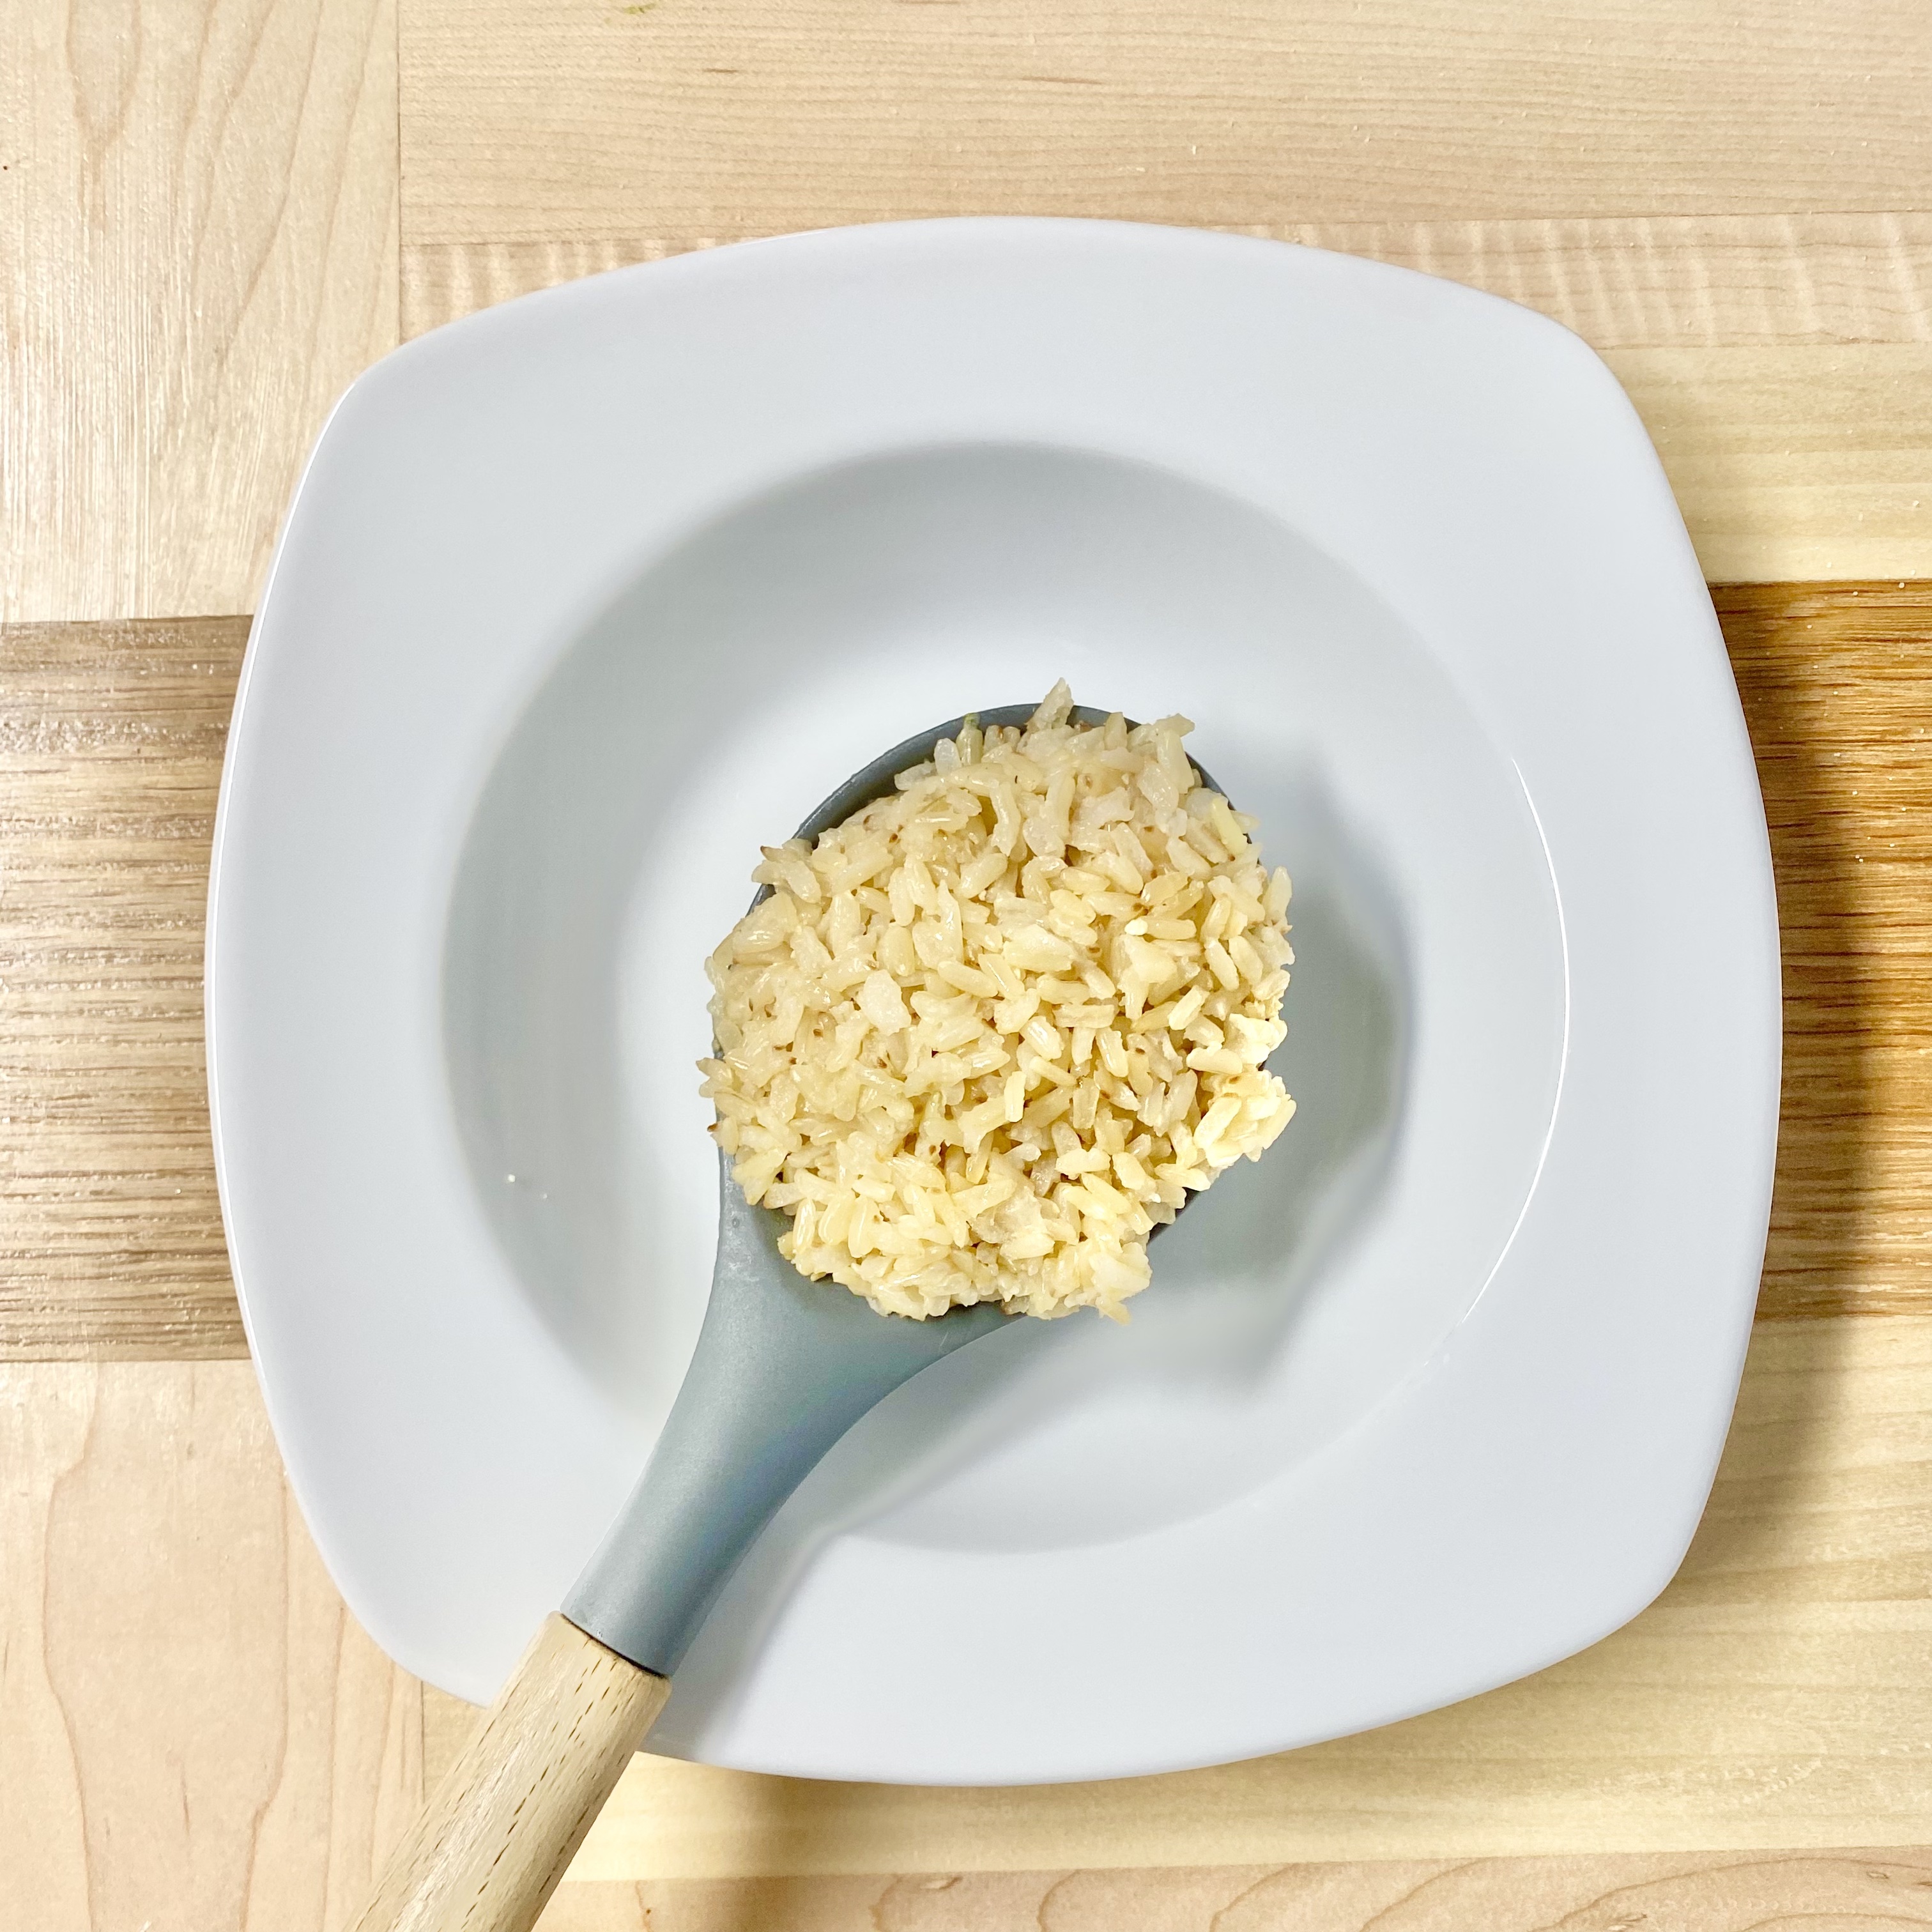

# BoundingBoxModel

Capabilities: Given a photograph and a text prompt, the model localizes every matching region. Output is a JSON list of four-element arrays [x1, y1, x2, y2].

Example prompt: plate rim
[[207, 215, 1780, 1782]]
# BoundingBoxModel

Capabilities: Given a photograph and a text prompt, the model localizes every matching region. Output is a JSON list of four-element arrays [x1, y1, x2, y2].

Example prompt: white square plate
[[207, 218, 1779, 1783]]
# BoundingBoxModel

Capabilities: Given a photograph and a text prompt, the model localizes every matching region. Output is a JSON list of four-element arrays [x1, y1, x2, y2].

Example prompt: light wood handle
[[350, 1614, 669, 1932]]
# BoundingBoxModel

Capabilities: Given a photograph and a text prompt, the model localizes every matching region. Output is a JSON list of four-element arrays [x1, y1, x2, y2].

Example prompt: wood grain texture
[[352, 1616, 668, 1932], [1614, 346, 1932, 581], [406, 1312, 1932, 1877], [0, 618, 249, 1357], [532, 1852, 1932, 1931], [402, 212, 1932, 352], [0, 1360, 422, 1932], [397, 0, 1932, 244], [4, 1318, 1926, 1920], [399, 226, 1932, 583], [0, 0, 399, 625], [1718, 584, 1932, 1322], [6, 584, 1926, 1356]]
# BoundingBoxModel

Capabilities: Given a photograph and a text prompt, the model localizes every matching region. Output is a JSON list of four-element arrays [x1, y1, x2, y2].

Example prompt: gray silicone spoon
[[351, 705, 1222, 1932]]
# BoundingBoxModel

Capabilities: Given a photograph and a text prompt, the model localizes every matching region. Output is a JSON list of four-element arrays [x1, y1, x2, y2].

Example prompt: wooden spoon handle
[[350, 1613, 669, 1932]]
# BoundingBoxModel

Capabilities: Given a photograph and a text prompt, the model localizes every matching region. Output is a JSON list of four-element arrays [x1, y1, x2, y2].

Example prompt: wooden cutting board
[[6, 0, 1932, 1921]]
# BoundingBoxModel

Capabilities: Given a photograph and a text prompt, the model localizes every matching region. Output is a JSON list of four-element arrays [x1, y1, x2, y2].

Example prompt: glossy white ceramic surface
[[207, 218, 1779, 1783]]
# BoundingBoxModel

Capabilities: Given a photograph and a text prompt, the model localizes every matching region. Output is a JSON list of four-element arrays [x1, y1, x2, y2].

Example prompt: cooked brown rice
[[698, 680, 1295, 1320]]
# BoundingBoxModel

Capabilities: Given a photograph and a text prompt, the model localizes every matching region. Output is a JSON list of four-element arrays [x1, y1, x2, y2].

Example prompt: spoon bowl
[[569, 703, 1229, 1666]]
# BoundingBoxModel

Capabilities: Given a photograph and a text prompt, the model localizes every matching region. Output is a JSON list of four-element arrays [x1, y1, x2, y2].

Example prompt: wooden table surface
[[4, 3, 1930, 1926]]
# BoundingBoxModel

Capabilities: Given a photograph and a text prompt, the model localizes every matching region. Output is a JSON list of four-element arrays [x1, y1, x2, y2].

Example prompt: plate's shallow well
[[208, 219, 1778, 1783]]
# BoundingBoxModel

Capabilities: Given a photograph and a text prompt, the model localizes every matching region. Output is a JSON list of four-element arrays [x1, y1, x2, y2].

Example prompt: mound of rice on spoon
[[700, 680, 1296, 1321]]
